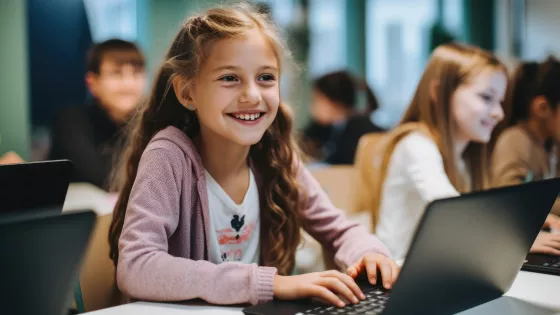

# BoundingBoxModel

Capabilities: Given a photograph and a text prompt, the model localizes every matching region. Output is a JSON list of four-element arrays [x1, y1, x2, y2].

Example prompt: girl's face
[[88, 58, 146, 123], [187, 28, 280, 147], [547, 106, 560, 143], [450, 69, 507, 144], [535, 99, 560, 143], [311, 90, 345, 125]]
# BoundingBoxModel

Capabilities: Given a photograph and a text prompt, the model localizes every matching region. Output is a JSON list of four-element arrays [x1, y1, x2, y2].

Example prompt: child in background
[[302, 70, 383, 165], [109, 4, 398, 308], [0, 152, 23, 165], [366, 43, 507, 260], [49, 39, 146, 190], [492, 58, 560, 255]]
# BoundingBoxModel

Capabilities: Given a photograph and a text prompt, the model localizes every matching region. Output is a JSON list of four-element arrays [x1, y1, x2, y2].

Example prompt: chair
[[353, 132, 386, 231], [298, 165, 358, 272], [309, 165, 357, 212], [76, 213, 121, 312]]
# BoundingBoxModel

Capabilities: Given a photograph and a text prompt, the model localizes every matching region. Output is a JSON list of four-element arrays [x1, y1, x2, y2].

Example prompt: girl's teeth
[[233, 113, 261, 121]]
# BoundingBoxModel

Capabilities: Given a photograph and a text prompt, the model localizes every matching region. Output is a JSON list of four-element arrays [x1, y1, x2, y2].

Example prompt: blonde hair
[[109, 3, 303, 276], [365, 43, 507, 230]]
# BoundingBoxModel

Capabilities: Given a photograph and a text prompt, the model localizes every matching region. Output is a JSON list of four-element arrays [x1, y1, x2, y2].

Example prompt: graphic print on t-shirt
[[217, 214, 257, 262], [231, 214, 244, 237], [206, 169, 260, 264]]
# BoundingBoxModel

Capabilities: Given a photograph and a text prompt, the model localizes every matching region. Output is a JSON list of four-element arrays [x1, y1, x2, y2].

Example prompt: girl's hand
[[273, 270, 365, 308], [346, 252, 400, 290], [531, 231, 560, 256], [0, 151, 23, 165], [544, 214, 560, 230]]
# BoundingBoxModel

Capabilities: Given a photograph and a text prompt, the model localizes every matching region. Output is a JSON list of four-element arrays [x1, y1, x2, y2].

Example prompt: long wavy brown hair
[[108, 3, 303, 276], [366, 43, 507, 229]]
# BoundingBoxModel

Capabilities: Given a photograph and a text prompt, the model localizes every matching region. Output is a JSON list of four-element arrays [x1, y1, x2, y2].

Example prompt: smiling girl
[[362, 43, 507, 260], [108, 3, 398, 308]]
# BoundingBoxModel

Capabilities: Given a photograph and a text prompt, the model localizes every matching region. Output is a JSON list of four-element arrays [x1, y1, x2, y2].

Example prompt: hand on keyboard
[[531, 231, 560, 256], [346, 252, 400, 290], [273, 270, 366, 308], [544, 214, 560, 230], [297, 287, 390, 315]]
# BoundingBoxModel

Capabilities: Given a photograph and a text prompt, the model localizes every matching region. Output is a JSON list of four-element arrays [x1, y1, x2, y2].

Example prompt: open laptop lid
[[0, 206, 62, 225], [0, 210, 96, 315], [383, 178, 560, 315], [0, 159, 73, 213]]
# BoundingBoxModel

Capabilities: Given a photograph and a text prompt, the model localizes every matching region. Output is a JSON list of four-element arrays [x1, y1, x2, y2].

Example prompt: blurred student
[[0, 152, 23, 165], [302, 70, 383, 165], [49, 39, 146, 190], [365, 43, 507, 260], [492, 58, 560, 255]]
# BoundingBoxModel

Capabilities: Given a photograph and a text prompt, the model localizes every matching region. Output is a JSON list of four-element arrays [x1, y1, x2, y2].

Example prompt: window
[[83, 0, 137, 42], [308, 0, 347, 77], [259, 0, 347, 78], [366, 0, 437, 127]]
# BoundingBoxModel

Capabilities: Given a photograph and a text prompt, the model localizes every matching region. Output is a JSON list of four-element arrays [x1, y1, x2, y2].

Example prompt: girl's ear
[[85, 72, 98, 97], [172, 76, 194, 109], [429, 80, 440, 105], [532, 95, 552, 119]]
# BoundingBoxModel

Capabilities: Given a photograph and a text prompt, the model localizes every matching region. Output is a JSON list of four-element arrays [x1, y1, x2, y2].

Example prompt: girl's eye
[[219, 75, 238, 82], [479, 93, 493, 103], [258, 74, 275, 81]]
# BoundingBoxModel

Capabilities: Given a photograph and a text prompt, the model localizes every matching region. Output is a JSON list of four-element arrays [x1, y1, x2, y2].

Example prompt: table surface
[[62, 182, 117, 216], [85, 270, 560, 315]]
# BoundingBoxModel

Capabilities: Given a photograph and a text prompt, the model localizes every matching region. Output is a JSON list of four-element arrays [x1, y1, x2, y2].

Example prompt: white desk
[[62, 183, 117, 216], [505, 271, 560, 310], [85, 271, 560, 314]]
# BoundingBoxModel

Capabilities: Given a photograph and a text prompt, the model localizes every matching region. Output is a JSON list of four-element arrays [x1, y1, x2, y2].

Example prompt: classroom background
[[2, 0, 556, 162], [1, 0, 560, 314]]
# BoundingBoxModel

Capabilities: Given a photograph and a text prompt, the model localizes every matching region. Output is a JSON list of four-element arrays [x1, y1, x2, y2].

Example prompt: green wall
[[0, 0, 30, 159], [463, 0, 495, 50], [346, 0, 367, 77], [138, 0, 218, 78]]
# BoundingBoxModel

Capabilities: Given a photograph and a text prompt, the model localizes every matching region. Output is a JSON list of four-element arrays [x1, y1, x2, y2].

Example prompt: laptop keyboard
[[296, 287, 390, 315], [542, 257, 560, 268]]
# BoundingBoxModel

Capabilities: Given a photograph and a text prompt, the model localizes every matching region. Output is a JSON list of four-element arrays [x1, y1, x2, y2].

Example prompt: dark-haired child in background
[[302, 70, 384, 165], [48, 39, 146, 190], [492, 57, 560, 255]]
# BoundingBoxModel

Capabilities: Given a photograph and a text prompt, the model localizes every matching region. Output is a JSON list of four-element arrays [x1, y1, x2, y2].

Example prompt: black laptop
[[0, 160, 72, 214], [520, 222, 560, 276], [0, 210, 95, 315], [522, 253, 560, 276], [244, 178, 560, 315]]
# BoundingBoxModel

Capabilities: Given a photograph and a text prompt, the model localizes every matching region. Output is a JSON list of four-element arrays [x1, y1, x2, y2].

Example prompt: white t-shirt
[[376, 132, 460, 260], [205, 169, 260, 264]]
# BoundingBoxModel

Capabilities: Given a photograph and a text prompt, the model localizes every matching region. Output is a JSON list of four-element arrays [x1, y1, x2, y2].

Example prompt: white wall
[[524, 0, 560, 60], [494, 0, 513, 57]]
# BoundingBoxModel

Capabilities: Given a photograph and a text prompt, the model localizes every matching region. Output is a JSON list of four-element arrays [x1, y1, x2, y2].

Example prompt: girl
[[108, 4, 398, 308], [302, 70, 383, 165], [492, 58, 560, 255], [364, 43, 508, 260]]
